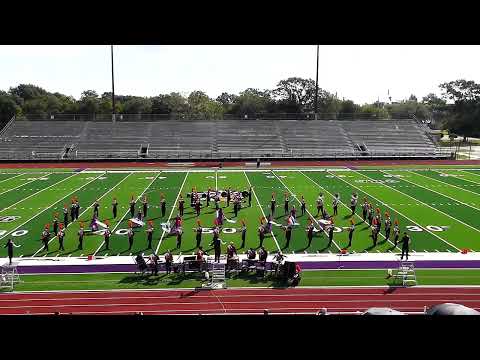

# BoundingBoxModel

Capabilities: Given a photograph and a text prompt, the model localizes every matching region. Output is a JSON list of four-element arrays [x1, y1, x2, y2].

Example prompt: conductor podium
[[1, 262, 21, 291]]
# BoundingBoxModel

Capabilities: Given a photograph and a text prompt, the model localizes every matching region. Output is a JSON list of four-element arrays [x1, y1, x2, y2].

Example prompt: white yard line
[[0, 171, 92, 241], [403, 170, 480, 211], [154, 171, 189, 255], [243, 171, 281, 252], [0, 173, 26, 184], [328, 170, 461, 252], [215, 169, 218, 191], [94, 172, 163, 255], [300, 171, 401, 251], [33, 172, 133, 257], [447, 169, 480, 184], [375, 169, 480, 235], [272, 170, 341, 251], [412, 170, 480, 198], [0, 173, 53, 199]]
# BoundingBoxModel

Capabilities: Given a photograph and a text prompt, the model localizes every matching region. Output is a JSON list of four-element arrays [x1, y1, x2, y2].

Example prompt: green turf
[[2, 167, 480, 257], [4, 268, 480, 293]]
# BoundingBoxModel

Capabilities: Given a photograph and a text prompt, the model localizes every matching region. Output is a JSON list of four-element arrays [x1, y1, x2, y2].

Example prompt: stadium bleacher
[[0, 116, 451, 160]]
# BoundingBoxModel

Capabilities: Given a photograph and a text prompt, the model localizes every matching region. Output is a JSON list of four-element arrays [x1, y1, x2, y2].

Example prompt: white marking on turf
[[272, 171, 341, 251], [377, 169, 480, 235], [300, 171, 400, 252], [0, 173, 53, 201], [0, 171, 90, 242], [243, 171, 281, 252], [0, 173, 26, 184], [330, 170, 460, 252]]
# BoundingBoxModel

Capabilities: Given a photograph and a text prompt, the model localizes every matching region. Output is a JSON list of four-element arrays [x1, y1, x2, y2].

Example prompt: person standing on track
[[58, 224, 65, 251], [146, 220, 154, 250], [4, 239, 20, 265], [112, 197, 118, 219], [400, 232, 411, 260], [178, 195, 185, 217], [129, 196, 136, 218], [300, 195, 306, 216]]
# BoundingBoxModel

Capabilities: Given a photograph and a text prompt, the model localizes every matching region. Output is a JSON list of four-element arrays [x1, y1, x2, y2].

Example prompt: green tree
[[122, 97, 152, 114], [273, 77, 316, 112], [78, 90, 100, 114], [0, 93, 20, 120], [9, 84, 48, 101]]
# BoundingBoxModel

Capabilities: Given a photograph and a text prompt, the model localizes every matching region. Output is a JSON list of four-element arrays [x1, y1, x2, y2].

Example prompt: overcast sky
[[1, 45, 479, 104]]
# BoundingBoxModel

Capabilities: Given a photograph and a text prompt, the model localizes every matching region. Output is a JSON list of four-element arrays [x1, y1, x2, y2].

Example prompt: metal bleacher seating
[[0, 116, 451, 160]]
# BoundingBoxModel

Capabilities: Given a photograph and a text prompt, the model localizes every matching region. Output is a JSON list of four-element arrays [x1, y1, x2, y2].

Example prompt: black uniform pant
[[176, 236, 182, 249], [161, 205, 166, 217], [196, 207, 200, 217], [394, 235, 399, 246], [113, 207, 117, 218], [59, 238, 64, 251], [147, 234, 152, 249], [64, 215, 68, 227], [165, 262, 172, 274], [234, 205, 238, 218], [130, 206, 135, 218], [43, 239, 49, 251], [196, 234, 202, 248], [94, 209, 99, 218], [401, 246, 409, 260], [284, 204, 289, 215], [373, 233, 378, 246], [214, 247, 221, 262], [128, 237, 133, 250], [271, 206, 275, 217], [316, 206, 321, 216], [259, 235, 264, 248], [75, 209, 79, 221], [78, 236, 83, 250], [241, 233, 246, 248], [385, 228, 391, 241], [71, 212, 75, 223], [285, 233, 291, 248], [105, 238, 109, 250], [301, 205, 305, 216], [143, 205, 148, 218], [328, 233, 333, 246], [307, 234, 313, 247], [348, 231, 353, 247], [351, 206, 356, 215], [207, 198, 210, 207], [333, 206, 338, 216], [227, 198, 230, 207], [8, 250, 13, 265], [362, 210, 367, 221], [53, 224, 58, 236], [179, 207, 184, 216]]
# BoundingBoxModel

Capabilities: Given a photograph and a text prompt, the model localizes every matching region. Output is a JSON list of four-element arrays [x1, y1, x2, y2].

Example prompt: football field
[[1, 166, 480, 259]]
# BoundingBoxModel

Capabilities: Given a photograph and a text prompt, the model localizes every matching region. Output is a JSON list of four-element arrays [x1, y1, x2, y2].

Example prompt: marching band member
[[142, 195, 148, 218], [63, 204, 69, 228], [368, 203, 374, 225], [347, 219, 355, 248], [41, 224, 50, 251], [215, 191, 220, 210], [384, 212, 392, 241], [93, 200, 100, 218], [270, 193, 276, 217], [70, 199, 76, 223], [258, 219, 265, 248], [58, 223, 65, 251], [300, 195, 306, 216], [393, 219, 400, 246], [375, 208, 382, 233], [371, 218, 379, 246], [206, 188, 211, 207], [333, 193, 340, 216], [146, 220, 154, 249], [362, 197, 369, 222], [316, 193, 324, 217], [129, 196, 136, 218], [226, 187, 231, 207], [176, 226, 183, 249], [306, 217, 314, 248], [52, 213, 59, 236], [327, 220, 335, 247], [127, 221, 134, 250], [112, 197, 118, 219], [350, 193, 358, 216], [178, 195, 185, 216], [78, 222, 84, 250], [195, 197, 201, 217], [103, 220, 111, 251], [194, 220, 203, 248], [239, 219, 246, 248], [160, 194, 166, 218], [283, 217, 293, 248], [284, 192, 289, 216]]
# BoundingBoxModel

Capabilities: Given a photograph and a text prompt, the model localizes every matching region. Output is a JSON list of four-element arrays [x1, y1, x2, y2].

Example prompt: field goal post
[[1, 262, 21, 291]]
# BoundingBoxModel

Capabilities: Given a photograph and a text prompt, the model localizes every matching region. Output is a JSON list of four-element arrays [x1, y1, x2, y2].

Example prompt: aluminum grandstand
[[0, 114, 452, 161]]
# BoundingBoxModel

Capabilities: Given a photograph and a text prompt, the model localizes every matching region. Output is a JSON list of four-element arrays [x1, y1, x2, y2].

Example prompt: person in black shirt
[[112, 198, 118, 219], [63, 205, 69, 228], [74, 200, 80, 221], [400, 232, 411, 260], [248, 187, 252, 207], [258, 224, 265, 248], [41, 226, 50, 251], [160, 194, 166, 218], [93, 200, 100, 218], [195, 199, 201, 217], [213, 235, 221, 263], [127, 225, 134, 251], [103, 224, 111, 251], [347, 219, 355, 248], [239, 220, 247, 248], [206, 188, 211, 207], [70, 201, 75, 223], [270, 194, 276, 217], [194, 220, 203, 248], [52, 214, 59, 236], [327, 224, 334, 247], [178, 195, 185, 216], [284, 224, 292, 248], [258, 246, 268, 262], [149, 253, 159, 276], [4, 239, 20, 265], [142, 196, 148, 218], [300, 196, 306, 216], [129, 196, 136, 218], [306, 219, 314, 248], [78, 225, 84, 250], [164, 250, 173, 275], [146, 221, 153, 249], [176, 227, 183, 249], [284, 193, 289, 216], [226, 188, 231, 207]]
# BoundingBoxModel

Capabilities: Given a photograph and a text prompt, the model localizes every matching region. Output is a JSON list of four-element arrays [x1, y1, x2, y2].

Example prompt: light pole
[[111, 45, 116, 122], [314, 45, 319, 120]]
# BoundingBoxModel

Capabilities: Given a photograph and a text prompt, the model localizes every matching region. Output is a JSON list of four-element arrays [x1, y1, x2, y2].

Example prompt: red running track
[[0, 287, 480, 315]]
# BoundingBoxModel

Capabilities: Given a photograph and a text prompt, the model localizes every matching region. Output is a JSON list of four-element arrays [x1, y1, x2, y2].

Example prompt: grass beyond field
[[1, 167, 480, 258], [4, 269, 480, 293]]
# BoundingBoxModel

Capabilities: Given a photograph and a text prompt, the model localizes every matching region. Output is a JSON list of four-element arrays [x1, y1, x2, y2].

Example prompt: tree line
[[0, 77, 478, 136]]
